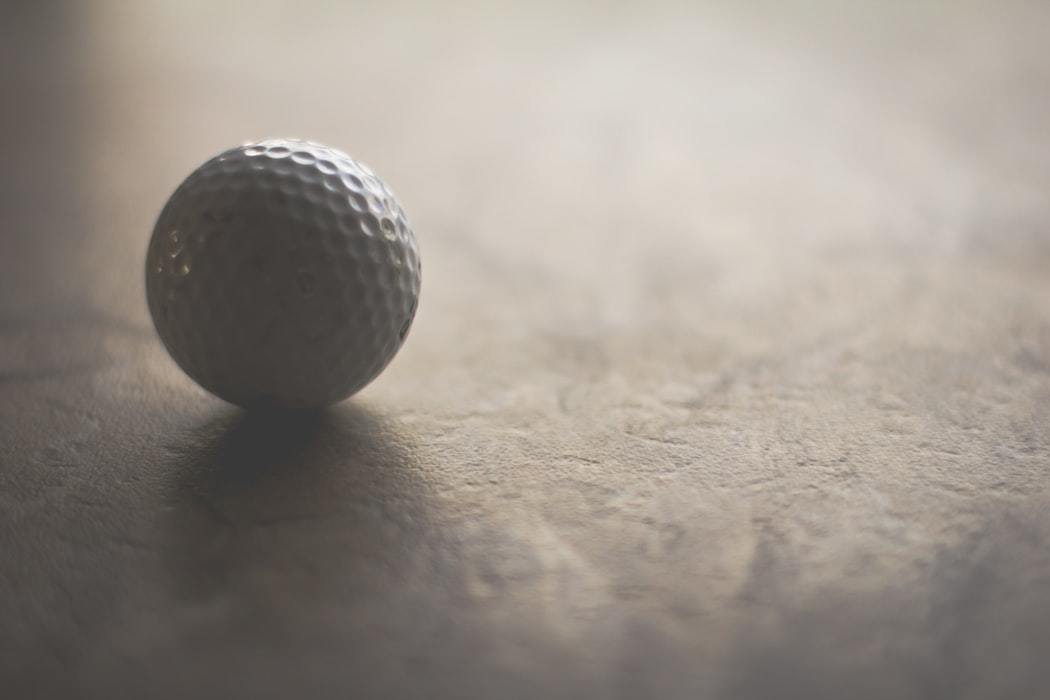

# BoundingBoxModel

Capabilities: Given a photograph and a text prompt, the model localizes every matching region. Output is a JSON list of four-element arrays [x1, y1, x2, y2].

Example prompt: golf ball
[[146, 138, 420, 409]]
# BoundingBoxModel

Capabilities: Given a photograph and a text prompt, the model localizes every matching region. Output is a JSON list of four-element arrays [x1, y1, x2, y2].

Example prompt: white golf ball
[[146, 138, 421, 409]]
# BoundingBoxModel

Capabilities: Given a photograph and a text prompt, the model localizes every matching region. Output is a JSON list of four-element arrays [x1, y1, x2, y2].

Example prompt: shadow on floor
[[161, 401, 434, 603]]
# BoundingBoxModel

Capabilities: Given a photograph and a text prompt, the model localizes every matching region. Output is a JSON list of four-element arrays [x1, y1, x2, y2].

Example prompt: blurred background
[[2, 2, 1049, 698], [8, 1, 1049, 341]]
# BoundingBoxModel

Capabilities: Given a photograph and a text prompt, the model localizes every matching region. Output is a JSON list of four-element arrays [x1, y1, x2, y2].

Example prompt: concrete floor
[[2, 2, 1049, 698]]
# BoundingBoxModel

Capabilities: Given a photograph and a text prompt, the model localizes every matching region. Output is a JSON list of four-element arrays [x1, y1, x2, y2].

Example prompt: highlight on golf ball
[[145, 138, 421, 409]]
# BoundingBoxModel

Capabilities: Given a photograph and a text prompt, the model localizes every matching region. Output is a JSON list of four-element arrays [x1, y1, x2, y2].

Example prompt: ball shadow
[[181, 407, 332, 494], [162, 401, 434, 604]]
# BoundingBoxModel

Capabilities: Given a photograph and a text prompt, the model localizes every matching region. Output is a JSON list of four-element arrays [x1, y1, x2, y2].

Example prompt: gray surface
[[3, 2, 1050, 698]]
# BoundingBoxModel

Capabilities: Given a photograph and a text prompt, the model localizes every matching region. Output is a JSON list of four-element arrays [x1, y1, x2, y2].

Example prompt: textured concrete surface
[[2, 2, 1050, 698]]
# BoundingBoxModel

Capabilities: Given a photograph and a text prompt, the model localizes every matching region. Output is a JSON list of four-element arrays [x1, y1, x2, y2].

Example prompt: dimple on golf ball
[[146, 138, 421, 409]]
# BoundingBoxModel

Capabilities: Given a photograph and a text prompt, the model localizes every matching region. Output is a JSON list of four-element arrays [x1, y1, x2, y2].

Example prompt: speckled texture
[[147, 139, 420, 408], [3, 2, 1050, 700]]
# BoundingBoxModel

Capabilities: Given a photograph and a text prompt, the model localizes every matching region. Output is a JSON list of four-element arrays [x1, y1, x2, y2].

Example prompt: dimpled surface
[[146, 139, 420, 408]]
